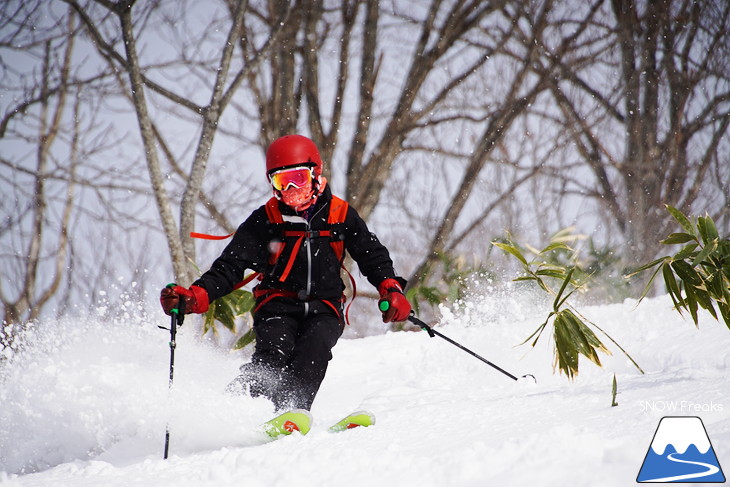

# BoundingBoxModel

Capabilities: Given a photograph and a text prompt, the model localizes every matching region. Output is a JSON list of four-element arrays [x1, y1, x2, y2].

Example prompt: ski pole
[[380, 302, 535, 382], [158, 292, 185, 459]]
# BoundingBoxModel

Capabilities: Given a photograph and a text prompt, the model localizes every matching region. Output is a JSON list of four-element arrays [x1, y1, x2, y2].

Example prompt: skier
[[160, 134, 411, 417]]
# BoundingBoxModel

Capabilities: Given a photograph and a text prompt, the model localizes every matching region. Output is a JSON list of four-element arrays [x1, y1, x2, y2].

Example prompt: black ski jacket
[[193, 186, 404, 306]]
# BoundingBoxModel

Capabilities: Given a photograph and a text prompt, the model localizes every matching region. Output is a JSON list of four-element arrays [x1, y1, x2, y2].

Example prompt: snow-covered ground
[[1, 291, 728, 486]]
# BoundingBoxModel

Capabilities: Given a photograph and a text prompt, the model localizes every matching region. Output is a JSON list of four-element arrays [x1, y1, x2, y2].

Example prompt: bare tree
[[242, 1, 568, 287], [5, 0, 727, 332], [542, 0, 730, 266], [0, 7, 78, 329], [65, 0, 290, 285]]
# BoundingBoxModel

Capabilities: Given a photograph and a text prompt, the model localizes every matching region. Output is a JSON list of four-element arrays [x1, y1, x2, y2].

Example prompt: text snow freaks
[[639, 401, 724, 413]]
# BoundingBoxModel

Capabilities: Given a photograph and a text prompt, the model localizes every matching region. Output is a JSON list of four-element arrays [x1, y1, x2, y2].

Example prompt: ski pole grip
[[379, 300, 390, 312]]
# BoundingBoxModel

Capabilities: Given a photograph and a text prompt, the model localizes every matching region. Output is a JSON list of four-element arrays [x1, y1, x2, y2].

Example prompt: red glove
[[377, 278, 411, 323], [159, 284, 209, 315]]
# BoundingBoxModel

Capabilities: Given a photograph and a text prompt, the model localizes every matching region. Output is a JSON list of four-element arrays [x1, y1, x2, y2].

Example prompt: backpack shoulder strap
[[326, 195, 357, 325], [327, 195, 349, 262], [265, 197, 284, 224], [327, 195, 349, 224]]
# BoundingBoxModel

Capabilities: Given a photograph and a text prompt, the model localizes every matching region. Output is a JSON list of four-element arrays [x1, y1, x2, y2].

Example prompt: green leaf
[[553, 268, 574, 310], [233, 329, 256, 350], [550, 227, 583, 244], [666, 205, 696, 235], [214, 300, 236, 332], [718, 302, 730, 330], [707, 271, 726, 300], [662, 263, 683, 312], [492, 241, 528, 266], [624, 257, 668, 278], [692, 239, 718, 268], [697, 215, 719, 245], [405, 287, 421, 315], [553, 313, 579, 379], [660, 233, 696, 245], [673, 243, 699, 260], [419, 286, 444, 305], [683, 284, 700, 327], [200, 287, 256, 339], [230, 289, 256, 316], [203, 308, 217, 335], [691, 275, 717, 319], [633, 262, 665, 304], [671, 260, 702, 286], [551, 309, 610, 380], [535, 269, 570, 281], [720, 274, 730, 305], [519, 313, 552, 347], [539, 242, 573, 255], [563, 309, 609, 360]]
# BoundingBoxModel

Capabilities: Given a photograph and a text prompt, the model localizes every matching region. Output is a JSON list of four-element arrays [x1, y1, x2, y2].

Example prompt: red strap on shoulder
[[279, 235, 303, 282], [190, 231, 235, 240], [265, 197, 284, 223], [233, 272, 263, 290], [328, 195, 349, 224], [328, 195, 349, 262], [327, 195, 356, 325]]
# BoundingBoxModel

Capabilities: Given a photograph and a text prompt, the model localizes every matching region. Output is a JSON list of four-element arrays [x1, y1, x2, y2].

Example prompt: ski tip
[[262, 409, 313, 439], [328, 410, 376, 433]]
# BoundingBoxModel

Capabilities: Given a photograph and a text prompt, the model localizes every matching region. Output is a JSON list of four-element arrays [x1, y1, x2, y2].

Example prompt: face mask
[[280, 183, 316, 211]]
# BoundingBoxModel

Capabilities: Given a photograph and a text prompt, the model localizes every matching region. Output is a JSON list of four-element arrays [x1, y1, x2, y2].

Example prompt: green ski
[[327, 410, 376, 433], [262, 409, 313, 439]]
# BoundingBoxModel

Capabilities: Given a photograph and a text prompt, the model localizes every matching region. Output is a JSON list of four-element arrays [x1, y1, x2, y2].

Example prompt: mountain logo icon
[[637, 416, 726, 483]]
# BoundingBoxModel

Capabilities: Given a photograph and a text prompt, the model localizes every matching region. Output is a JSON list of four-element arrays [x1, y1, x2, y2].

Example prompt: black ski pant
[[234, 298, 343, 411]]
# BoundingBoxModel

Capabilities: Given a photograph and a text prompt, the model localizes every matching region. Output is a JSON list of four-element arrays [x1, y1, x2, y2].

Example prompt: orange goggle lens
[[269, 167, 313, 191]]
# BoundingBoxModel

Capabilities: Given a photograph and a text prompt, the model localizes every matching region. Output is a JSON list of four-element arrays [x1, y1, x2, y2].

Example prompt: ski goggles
[[269, 166, 314, 191]]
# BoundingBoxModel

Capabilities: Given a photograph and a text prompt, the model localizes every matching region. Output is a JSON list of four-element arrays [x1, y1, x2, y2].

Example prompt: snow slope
[[1, 292, 728, 487]]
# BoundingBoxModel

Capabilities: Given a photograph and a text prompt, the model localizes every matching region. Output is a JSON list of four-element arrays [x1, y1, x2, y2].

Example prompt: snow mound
[[1, 294, 728, 486]]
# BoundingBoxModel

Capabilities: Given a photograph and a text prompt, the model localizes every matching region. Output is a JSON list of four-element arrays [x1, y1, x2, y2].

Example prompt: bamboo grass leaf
[[633, 261, 666, 304], [553, 268, 575, 312], [519, 312, 553, 347], [203, 307, 216, 335], [556, 281, 581, 311], [692, 239, 717, 267], [215, 300, 236, 332], [625, 257, 669, 278], [662, 263, 683, 311], [674, 243, 699, 260], [692, 282, 717, 320], [539, 242, 573, 254], [535, 269, 569, 280], [671, 260, 702, 286], [666, 205, 696, 235], [683, 284, 700, 327], [561, 309, 608, 366], [697, 215, 719, 244], [660, 233, 696, 245], [553, 313, 579, 379], [492, 241, 528, 266], [718, 302, 730, 329], [502, 228, 644, 380], [233, 328, 256, 350]]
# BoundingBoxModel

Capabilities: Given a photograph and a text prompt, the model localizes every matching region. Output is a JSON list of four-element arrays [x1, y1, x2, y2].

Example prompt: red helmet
[[265, 135, 323, 176]]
